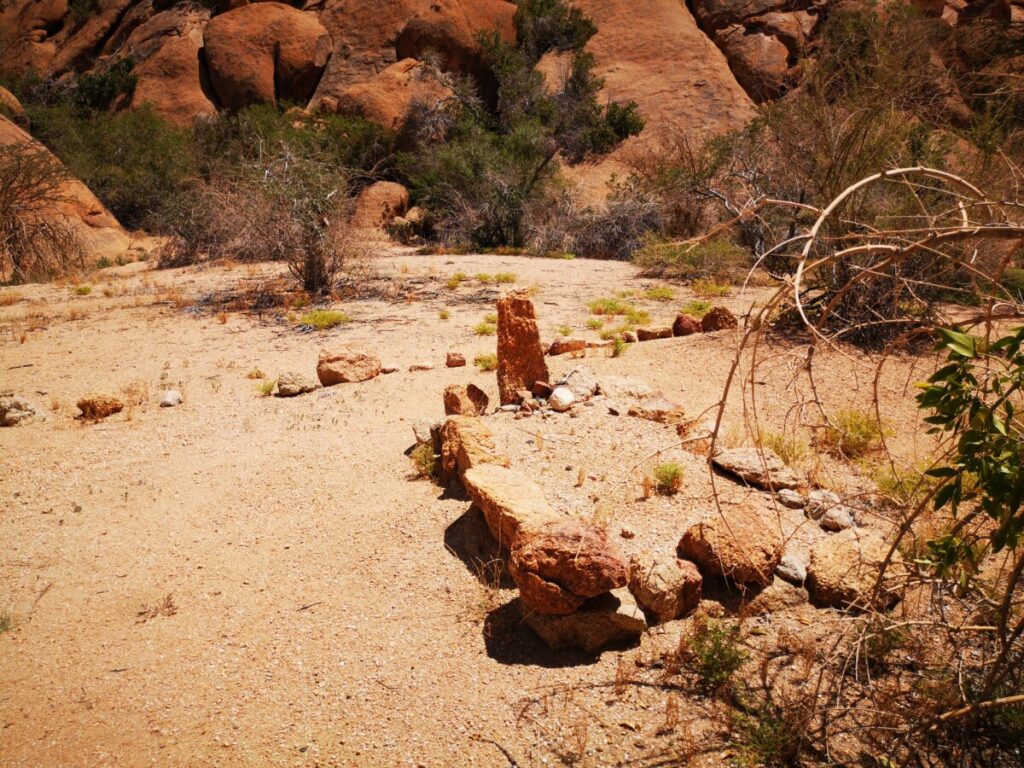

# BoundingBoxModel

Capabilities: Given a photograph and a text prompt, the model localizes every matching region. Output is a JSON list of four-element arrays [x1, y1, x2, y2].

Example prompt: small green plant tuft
[[680, 299, 711, 318], [246, 367, 265, 380], [650, 462, 683, 494], [494, 272, 517, 283], [474, 321, 497, 336], [557, 324, 573, 337], [612, 335, 627, 357], [645, 286, 675, 301], [758, 430, 811, 467], [257, 379, 276, 397], [72, 284, 92, 296], [586, 317, 604, 330], [475, 272, 494, 283], [410, 442, 439, 481], [821, 408, 887, 457], [0, 612, 11, 633], [299, 309, 350, 330], [588, 297, 628, 315], [447, 272, 468, 290], [692, 279, 731, 298], [484, 312, 498, 324], [684, 618, 746, 690], [439, 309, 451, 320], [474, 352, 498, 371]]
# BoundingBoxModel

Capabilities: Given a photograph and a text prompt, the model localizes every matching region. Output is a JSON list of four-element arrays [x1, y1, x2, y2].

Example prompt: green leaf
[[935, 328, 977, 358], [924, 467, 957, 478]]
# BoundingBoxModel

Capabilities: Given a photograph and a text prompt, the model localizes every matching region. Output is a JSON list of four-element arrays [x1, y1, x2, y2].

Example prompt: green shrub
[[821, 408, 887, 457], [556, 324, 572, 337], [410, 442, 439, 481], [71, 284, 92, 296], [733, 699, 808, 768], [685, 618, 746, 690], [67, 0, 97, 26], [514, 0, 597, 62], [650, 463, 683, 494], [692, 279, 731, 298], [586, 317, 604, 330], [634, 235, 749, 281], [300, 309, 350, 329], [257, 379, 276, 397], [474, 321, 497, 336], [1002, 267, 1024, 299], [612, 335, 627, 357], [73, 59, 136, 113], [474, 352, 498, 371], [758, 431, 811, 467], [645, 286, 675, 301], [494, 272, 517, 283], [439, 309, 451, 320], [680, 299, 711, 318]]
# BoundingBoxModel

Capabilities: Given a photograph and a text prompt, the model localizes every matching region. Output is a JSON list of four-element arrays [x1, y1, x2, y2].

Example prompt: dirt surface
[[0, 250, 936, 766]]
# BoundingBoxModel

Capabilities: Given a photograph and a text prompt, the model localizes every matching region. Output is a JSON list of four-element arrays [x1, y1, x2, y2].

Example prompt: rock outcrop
[[677, 504, 783, 586], [712, 447, 800, 490], [350, 181, 410, 230], [627, 552, 702, 623], [440, 416, 510, 481], [276, 371, 318, 397], [462, 463, 558, 549], [510, 520, 628, 615], [443, 383, 489, 416], [204, 3, 333, 110], [496, 290, 549, 406], [0, 396, 42, 426], [524, 588, 647, 653], [806, 528, 903, 610], [331, 59, 452, 138], [317, 350, 382, 385]]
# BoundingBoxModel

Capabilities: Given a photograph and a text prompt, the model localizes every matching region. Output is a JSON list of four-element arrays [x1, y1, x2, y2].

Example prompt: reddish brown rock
[[806, 528, 904, 611], [700, 306, 738, 332], [496, 290, 549, 406], [627, 552, 702, 623], [77, 394, 124, 421], [440, 416, 509, 481], [204, 3, 332, 110], [678, 504, 782, 587], [446, 352, 466, 368], [443, 383, 489, 416], [531, 381, 554, 398], [316, 350, 382, 385], [350, 181, 409, 230], [462, 463, 558, 548], [0, 86, 27, 126], [636, 326, 673, 341], [673, 314, 701, 337], [548, 338, 587, 356], [511, 520, 627, 615], [332, 59, 451, 137]]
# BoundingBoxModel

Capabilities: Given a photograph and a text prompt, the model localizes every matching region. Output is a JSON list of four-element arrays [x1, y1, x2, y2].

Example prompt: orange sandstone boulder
[[497, 291, 549, 406]]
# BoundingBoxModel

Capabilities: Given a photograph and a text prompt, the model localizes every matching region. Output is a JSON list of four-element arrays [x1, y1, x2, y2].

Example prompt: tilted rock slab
[[678, 504, 783, 587], [524, 588, 647, 654], [627, 552, 702, 623], [443, 383, 489, 416], [317, 350, 381, 385], [439, 416, 509, 482], [496, 290, 549, 405], [712, 447, 800, 490], [462, 463, 558, 550], [806, 527, 904, 611]]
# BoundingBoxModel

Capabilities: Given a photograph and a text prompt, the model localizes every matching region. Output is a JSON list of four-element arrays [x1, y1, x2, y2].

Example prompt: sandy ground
[[0, 250, 938, 766]]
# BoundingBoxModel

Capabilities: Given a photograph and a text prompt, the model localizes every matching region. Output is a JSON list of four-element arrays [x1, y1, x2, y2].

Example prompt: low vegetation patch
[[474, 353, 498, 371], [820, 408, 887, 458], [300, 309, 350, 330], [680, 299, 711, 318], [683, 618, 746, 691], [649, 462, 683, 495], [410, 442, 439, 481], [474, 321, 497, 336]]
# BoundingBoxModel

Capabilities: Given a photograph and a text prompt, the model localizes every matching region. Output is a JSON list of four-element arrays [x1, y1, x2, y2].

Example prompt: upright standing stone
[[496, 290, 549, 405]]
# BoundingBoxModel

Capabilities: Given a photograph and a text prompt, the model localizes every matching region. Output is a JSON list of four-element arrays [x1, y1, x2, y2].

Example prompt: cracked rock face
[[523, 587, 647, 653], [0, 396, 42, 426], [677, 504, 783, 587], [496, 291, 549, 406]]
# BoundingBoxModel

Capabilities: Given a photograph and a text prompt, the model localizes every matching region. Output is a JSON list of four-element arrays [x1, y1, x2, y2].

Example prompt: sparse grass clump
[[439, 309, 451, 320], [474, 353, 498, 371], [650, 462, 683, 494], [474, 321, 497, 336], [0, 612, 11, 633], [612, 335, 627, 357], [256, 379, 276, 397], [588, 297, 629, 315], [299, 309, 350, 329], [447, 271, 468, 290], [692, 279, 731, 298], [557, 324, 573, 336], [494, 272, 517, 284], [684, 618, 746, 690], [634, 235, 749, 281], [246, 367, 265, 380], [645, 285, 675, 301], [410, 442, 439, 481], [586, 317, 604, 330], [71, 284, 91, 296], [484, 312, 498, 324], [680, 299, 711, 318], [733, 699, 808, 768], [624, 307, 650, 326], [821, 408, 887, 458], [475, 272, 494, 283], [758, 430, 811, 467]]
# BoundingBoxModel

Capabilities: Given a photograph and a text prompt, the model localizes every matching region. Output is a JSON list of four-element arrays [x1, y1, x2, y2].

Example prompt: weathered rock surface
[[548, 338, 587, 356], [700, 306, 738, 332], [524, 588, 647, 653], [673, 314, 701, 337], [627, 395, 686, 424], [446, 352, 466, 368], [276, 371, 318, 397], [776, 488, 806, 509], [440, 416, 509, 481], [776, 549, 808, 585], [350, 181, 409, 230], [559, 367, 600, 401], [159, 389, 183, 408], [331, 58, 451, 138], [806, 528, 903, 610], [77, 394, 124, 421], [598, 375, 654, 400], [636, 326, 673, 341], [510, 520, 627, 615], [462, 463, 556, 548], [548, 386, 575, 412], [443, 383, 489, 416], [496, 290, 549, 406], [627, 552, 702, 623], [317, 350, 382, 385], [204, 3, 333, 110], [0, 396, 41, 426], [0, 86, 27, 126], [712, 447, 800, 490], [677, 504, 783, 586]]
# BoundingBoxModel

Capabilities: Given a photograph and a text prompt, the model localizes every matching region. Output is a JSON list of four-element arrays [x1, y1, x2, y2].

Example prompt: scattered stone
[[559, 367, 599, 401], [775, 551, 808, 585], [606, 401, 623, 416], [548, 386, 575, 412], [350, 180, 409, 230], [672, 314, 701, 337], [820, 505, 856, 532], [531, 381, 553, 399], [159, 390, 183, 408], [806, 528, 903, 610], [805, 489, 841, 520], [0, 395, 41, 426], [77, 394, 124, 421], [586, 340, 613, 349], [744, 579, 807, 615], [445, 352, 466, 368], [440, 416, 510, 481], [627, 552, 702, 623], [276, 371, 318, 397], [598, 375, 653, 400], [549, 338, 586, 356], [499, 404, 520, 412], [700, 306, 738, 332], [463, 464, 558, 549], [515, 388, 534, 405], [317, 350, 382, 385], [620, 526, 636, 539], [677, 504, 783, 587], [497, 290, 549, 405], [622, 331, 639, 343], [381, 366, 399, 374], [524, 588, 647, 653], [627, 395, 686, 425], [776, 489, 806, 509], [636, 327, 673, 341], [443, 384, 489, 416], [511, 520, 627, 615], [412, 420, 435, 446], [408, 363, 434, 372], [712, 447, 800, 490]]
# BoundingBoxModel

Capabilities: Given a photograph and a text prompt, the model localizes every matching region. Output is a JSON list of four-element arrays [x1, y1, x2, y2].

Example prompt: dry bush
[[0, 143, 84, 283]]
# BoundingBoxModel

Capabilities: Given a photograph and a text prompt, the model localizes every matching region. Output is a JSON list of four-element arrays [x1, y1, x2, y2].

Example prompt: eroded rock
[[317, 350, 381, 385], [443, 383, 489, 416], [806, 528, 903, 610], [713, 447, 800, 490], [440, 416, 509, 481], [77, 394, 124, 421], [700, 306, 738, 332], [276, 371, 318, 397], [0, 395, 41, 426], [462, 463, 557, 549], [627, 552, 702, 623], [677, 504, 783, 587], [497, 290, 549, 405], [524, 588, 647, 653]]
